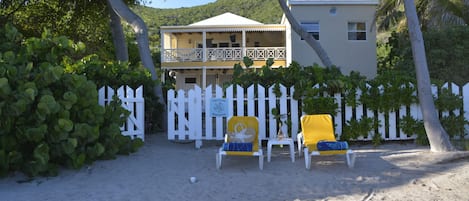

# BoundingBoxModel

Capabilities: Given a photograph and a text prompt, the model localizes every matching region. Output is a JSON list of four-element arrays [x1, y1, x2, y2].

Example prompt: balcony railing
[[163, 47, 286, 62]]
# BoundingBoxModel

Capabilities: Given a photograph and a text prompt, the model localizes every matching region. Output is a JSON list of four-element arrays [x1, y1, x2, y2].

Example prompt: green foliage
[[381, 26, 469, 85], [63, 45, 165, 132], [440, 115, 468, 139], [435, 88, 463, 112], [302, 96, 338, 115], [64, 54, 153, 89], [433, 86, 467, 138], [230, 58, 342, 116], [399, 115, 428, 145], [341, 117, 375, 140], [0, 25, 142, 177]]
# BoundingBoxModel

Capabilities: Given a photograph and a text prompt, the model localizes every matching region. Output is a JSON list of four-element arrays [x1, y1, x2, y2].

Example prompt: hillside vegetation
[[132, 0, 282, 48]]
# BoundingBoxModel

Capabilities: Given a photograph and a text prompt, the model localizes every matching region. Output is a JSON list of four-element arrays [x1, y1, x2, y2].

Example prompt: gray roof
[[189, 12, 263, 26]]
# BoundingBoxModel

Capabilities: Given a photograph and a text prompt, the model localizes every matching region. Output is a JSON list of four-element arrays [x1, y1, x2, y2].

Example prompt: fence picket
[[204, 85, 213, 140], [268, 85, 277, 139], [167, 89, 176, 140], [177, 89, 187, 140], [291, 86, 299, 140], [279, 85, 288, 138], [189, 86, 202, 148], [236, 85, 244, 116], [247, 85, 255, 116], [215, 85, 225, 140], [258, 85, 267, 140]]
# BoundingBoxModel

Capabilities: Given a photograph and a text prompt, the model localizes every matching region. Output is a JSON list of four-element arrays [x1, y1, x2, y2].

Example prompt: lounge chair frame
[[216, 116, 263, 170], [297, 114, 356, 169]]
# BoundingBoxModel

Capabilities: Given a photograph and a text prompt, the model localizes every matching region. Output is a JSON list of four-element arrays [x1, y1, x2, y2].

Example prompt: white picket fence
[[167, 83, 469, 148], [98, 86, 145, 141]]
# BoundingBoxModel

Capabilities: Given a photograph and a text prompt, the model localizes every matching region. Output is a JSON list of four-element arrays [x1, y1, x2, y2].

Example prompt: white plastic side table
[[267, 138, 295, 162]]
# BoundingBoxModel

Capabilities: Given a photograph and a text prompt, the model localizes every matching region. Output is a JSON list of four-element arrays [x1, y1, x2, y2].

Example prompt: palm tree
[[377, 0, 468, 31], [403, 0, 454, 152], [429, 0, 469, 27]]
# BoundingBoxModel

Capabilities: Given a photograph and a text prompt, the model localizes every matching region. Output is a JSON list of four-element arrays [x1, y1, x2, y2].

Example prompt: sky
[[146, 0, 217, 9]]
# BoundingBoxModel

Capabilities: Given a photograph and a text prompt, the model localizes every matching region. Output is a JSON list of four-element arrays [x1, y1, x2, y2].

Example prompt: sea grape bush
[[0, 24, 142, 177], [63, 47, 164, 132]]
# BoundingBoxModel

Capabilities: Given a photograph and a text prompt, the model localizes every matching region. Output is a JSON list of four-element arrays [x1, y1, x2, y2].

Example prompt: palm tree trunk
[[403, 0, 454, 152], [107, 0, 167, 131], [108, 3, 128, 62]]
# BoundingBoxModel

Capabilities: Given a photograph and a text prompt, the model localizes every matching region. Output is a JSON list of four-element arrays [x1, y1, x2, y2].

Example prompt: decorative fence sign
[[210, 98, 228, 117]]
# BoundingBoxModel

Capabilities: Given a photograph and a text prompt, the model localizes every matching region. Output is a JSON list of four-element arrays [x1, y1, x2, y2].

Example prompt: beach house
[[160, 0, 379, 91]]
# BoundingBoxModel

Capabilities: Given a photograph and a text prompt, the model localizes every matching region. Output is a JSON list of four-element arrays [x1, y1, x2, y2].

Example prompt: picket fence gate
[[98, 86, 145, 141], [167, 83, 469, 148]]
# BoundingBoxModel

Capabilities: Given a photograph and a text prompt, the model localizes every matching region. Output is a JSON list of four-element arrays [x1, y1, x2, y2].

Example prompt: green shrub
[[399, 115, 428, 145], [341, 117, 375, 141], [63, 50, 165, 132], [0, 24, 142, 177]]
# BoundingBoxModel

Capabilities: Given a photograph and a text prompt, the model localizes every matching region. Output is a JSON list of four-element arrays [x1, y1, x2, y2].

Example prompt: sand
[[1, 133, 469, 201]]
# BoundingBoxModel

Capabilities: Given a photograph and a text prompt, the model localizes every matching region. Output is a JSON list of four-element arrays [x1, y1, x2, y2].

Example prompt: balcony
[[162, 47, 286, 63]]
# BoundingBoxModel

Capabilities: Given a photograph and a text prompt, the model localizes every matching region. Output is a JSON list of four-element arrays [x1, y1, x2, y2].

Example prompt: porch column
[[285, 22, 292, 66], [202, 31, 207, 62], [202, 32, 207, 90], [160, 31, 165, 63], [242, 30, 246, 57]]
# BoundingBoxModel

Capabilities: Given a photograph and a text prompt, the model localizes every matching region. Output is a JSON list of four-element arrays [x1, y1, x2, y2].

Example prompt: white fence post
[[257, 85, 267, 140], [189, 86, 202, 148]]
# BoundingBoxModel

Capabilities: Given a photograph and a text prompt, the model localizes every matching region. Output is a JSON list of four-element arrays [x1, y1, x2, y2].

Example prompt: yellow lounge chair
[[297, 114, 355, 169], [216, 116, 263, 170]]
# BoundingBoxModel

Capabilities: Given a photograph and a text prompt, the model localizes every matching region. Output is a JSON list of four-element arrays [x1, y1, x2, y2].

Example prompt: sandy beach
[[1, 133, 469, 201]]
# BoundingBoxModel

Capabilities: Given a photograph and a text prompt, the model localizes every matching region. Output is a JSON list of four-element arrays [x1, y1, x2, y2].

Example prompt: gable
[[189, 12, 263, 26]]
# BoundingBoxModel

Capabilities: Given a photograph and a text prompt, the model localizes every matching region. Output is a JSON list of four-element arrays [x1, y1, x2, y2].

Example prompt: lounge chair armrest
[[297, 132, 303, 142], [224, 133, 229, 143], [297, 132, 304, 157]]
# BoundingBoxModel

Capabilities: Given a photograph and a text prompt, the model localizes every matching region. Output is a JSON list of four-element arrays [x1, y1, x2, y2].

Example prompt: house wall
[[289, 4, 378, 78]]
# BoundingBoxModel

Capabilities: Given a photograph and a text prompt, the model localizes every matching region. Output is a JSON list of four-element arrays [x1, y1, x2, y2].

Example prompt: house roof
[[288, 0, 379, 5], [189, 12, 263, 26]]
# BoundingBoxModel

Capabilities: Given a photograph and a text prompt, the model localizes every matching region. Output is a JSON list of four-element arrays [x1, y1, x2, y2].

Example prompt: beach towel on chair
[[316, 141, 349, 151], [222, 142, 253, 151]]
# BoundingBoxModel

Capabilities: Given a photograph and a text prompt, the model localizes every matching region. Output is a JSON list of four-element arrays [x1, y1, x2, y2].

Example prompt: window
[[185, 77, 197, 84], [219, 42, 229, 48], [300, 22, 320, 40], [348, 22, 366, 40]]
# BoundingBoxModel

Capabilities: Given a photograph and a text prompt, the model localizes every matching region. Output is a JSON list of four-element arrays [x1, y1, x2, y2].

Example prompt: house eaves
[[289, 0, 379, 5], [160, 24, 286, 33]]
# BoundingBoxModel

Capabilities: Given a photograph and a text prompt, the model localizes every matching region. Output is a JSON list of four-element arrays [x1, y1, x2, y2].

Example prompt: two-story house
[[160, 0, 379, 91]]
